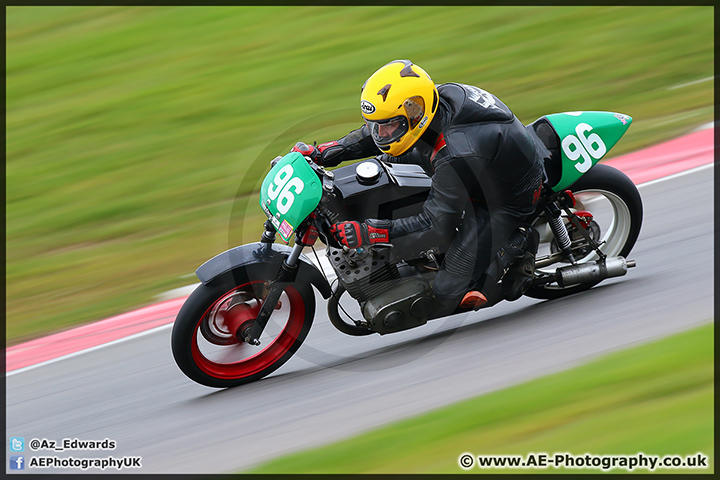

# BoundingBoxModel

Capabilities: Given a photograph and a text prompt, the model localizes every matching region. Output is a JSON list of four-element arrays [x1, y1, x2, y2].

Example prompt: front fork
[[240, 221, 310, 346]]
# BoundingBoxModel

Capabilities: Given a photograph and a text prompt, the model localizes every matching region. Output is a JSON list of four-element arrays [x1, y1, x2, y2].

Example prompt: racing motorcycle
[[172, 111, 642, 388]]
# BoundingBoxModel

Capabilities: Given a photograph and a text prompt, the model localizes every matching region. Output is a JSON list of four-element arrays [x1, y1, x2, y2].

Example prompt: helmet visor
[[367, 115, 409, 147]]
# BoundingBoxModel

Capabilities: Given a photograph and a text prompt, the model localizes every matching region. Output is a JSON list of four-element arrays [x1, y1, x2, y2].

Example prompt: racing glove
[[330, 219, 391, 249], [291, 141, 341, 166]]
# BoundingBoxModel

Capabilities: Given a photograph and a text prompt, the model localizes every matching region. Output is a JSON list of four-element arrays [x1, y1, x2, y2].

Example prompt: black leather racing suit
[[319, 83, 549, 315]]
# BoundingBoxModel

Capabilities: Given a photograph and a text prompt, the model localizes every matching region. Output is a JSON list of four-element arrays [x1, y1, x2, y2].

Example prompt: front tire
[[171, 265, 315, 388], [525, 163, 643, 300]]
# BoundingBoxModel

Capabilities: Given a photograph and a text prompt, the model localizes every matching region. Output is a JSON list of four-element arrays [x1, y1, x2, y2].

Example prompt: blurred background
[[6, 6, 713, 344]]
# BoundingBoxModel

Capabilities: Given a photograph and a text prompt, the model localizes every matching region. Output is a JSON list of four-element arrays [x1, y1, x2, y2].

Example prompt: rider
[[292, 60, 548, 316]]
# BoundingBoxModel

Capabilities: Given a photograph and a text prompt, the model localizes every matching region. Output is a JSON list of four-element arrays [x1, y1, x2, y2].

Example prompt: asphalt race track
[[6, 165, 714, 474]]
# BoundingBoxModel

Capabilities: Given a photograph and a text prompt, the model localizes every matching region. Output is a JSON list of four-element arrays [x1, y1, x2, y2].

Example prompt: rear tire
[[171, 265, 315, 388], [525, 163, 643, 300]]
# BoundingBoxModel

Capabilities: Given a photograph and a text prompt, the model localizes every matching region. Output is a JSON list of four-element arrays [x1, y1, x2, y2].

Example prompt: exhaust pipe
[[556, 256, 635, 288]]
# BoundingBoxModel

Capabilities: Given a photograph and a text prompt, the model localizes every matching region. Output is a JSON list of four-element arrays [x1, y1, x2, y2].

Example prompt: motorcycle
[[172, 111, 642, 388]]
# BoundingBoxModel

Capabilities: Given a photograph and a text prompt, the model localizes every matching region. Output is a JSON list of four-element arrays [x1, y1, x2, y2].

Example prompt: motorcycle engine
[[327, 246, 400, 302], [327, 246, 436, 334]]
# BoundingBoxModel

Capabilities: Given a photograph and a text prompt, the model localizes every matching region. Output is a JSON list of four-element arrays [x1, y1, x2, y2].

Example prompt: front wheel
[[525, 163, 643, 300], [171, 265, 315, 388]]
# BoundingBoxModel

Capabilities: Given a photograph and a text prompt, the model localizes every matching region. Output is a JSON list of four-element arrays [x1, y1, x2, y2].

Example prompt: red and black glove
[[291, 141, 340, 166], [330, 219, 391, 249]]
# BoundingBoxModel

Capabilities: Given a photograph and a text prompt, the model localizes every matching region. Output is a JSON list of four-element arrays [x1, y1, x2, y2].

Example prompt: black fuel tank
[[330, 159, 432, 221]]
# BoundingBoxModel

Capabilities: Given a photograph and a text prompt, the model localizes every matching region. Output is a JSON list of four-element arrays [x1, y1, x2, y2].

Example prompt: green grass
[[6, 6, 714, 343], [246, 322, 714, 474]]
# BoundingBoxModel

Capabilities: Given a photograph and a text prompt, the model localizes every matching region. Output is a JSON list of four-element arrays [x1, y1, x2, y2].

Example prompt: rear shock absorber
[[546, 201, 577, 264]]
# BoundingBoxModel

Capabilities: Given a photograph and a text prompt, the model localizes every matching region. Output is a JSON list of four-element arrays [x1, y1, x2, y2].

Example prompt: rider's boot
[[460, 290, 488, 309]]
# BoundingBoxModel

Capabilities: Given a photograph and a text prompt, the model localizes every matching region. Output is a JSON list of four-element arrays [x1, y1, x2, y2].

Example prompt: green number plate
[[259, 152, 323, 242], [545, 111, 632, 191]]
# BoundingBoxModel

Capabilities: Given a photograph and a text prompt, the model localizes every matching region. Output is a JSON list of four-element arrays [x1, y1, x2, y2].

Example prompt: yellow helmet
[[360, 60, 439, 156]]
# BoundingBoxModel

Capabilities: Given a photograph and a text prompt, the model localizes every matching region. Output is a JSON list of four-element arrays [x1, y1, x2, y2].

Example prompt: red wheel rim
[[190, 281, 305, 379]]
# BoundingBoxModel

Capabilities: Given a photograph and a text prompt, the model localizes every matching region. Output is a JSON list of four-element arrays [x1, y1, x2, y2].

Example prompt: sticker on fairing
[[614, 113, 630, 125], [278, 219, 294, 239]]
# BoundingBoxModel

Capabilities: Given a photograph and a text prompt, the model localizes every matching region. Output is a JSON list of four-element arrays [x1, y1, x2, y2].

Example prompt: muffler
[[556, 256, 636, 288]]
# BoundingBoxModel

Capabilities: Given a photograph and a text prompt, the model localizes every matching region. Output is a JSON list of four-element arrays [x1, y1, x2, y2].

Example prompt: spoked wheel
[[525, 163, 643, 299], [172, 266, 315, 388]]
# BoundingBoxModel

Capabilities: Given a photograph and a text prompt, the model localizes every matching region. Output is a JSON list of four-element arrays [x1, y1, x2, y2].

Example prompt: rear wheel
[[171, 265, 315, 388], [525, 163, 643, 299]]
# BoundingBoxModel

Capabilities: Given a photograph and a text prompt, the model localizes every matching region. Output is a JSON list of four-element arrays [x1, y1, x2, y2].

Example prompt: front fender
[[195, 243, 332, 299]]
